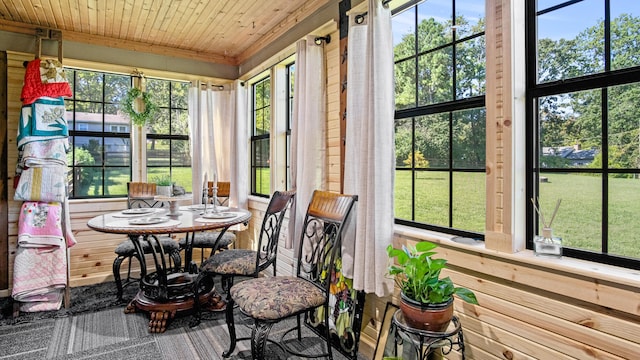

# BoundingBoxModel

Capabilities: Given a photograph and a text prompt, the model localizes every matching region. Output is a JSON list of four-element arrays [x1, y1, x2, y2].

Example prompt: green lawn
[[396, 170, 640, 258]]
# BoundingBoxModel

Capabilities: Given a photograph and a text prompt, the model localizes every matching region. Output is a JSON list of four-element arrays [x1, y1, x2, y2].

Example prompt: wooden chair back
[[206, 181, 230, 206], [127, 182, 159, 208]]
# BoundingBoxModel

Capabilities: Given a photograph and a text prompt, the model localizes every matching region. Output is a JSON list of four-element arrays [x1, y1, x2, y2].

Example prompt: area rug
[[0, 281, 368, 359], [0, 281, 137, 326]]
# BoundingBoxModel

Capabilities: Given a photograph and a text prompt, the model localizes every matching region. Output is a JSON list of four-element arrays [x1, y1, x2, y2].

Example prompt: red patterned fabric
[[21, 58, 72, 105]]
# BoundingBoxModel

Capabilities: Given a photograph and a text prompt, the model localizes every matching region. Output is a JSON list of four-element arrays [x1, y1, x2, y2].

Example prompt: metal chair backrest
[[295, 190, 358, 291], [255, 190, 296, 274]]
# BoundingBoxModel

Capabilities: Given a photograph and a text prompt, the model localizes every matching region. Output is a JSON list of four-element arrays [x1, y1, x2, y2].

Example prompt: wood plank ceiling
[[0, 0, 330, 66]]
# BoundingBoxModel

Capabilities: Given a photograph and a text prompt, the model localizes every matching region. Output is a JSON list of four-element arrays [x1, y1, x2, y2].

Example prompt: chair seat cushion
[[230, 276, 325, 321], [115, 236, 179, 256], [200, 249, 257, 275], [178, 232, 235, 249]]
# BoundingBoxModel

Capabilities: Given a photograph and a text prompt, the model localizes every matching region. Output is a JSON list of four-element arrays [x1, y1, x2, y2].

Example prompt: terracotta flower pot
[[399, 292, 453, 332]]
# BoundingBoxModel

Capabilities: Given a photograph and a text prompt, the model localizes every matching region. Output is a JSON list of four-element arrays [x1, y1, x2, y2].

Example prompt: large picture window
[[526, 0, 640, 268], [66, 69, 191, 198], [392, 0, 486, 237]]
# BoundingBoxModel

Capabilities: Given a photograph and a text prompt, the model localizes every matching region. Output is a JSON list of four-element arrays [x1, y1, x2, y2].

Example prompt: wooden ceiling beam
[[0, 18, 237, 66]]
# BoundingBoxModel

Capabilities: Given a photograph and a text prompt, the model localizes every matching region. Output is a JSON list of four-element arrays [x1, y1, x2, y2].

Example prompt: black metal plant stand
[[386, 310, 465, 360]]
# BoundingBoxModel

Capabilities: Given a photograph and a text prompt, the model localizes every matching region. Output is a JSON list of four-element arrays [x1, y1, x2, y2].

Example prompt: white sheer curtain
[[231, 80, 249, 210], [288, 36, 327, 249], [188, 82, 217, 204], [188, 81, 248, 209], [343, 0, 395, 297]]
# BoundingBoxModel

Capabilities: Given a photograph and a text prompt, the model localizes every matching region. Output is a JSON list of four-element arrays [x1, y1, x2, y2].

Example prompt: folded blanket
[[12, 246, 67, 312], [21, 58, 72, 105], [14, 166, 67, 202], [22, 138, 69, 167], [18, 202, 65, 248], [17, 97, 69, 149], [16, 291, 64, 312]]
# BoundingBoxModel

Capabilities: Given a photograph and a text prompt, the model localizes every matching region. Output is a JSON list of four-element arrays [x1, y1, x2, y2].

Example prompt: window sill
[[394, 224, 640, 289]]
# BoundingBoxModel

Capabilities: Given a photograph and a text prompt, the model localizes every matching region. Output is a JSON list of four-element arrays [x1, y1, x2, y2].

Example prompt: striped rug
[[1, 283, 368, 359]]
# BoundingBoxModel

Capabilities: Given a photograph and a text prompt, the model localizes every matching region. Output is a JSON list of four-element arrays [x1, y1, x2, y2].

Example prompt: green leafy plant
[[386, 241, 478, 305], [121, 88, 157, 126], [152, 174, 172, 186]]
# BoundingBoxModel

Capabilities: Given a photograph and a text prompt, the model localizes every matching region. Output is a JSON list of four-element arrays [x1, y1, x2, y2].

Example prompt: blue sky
[[538, 0, 640, 40], [391, 0, 640, 45]]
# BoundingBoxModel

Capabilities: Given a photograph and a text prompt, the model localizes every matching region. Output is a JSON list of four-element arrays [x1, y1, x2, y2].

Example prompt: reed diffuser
[[531, 197, 563, 257]]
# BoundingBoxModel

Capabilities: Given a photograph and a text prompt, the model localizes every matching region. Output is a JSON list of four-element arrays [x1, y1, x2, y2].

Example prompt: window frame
[[392, 0, 487, 239], [66, 68, 132, 199], [525, 0, 640, 270], [144, 79, 191, 189], [65, 67, 191, 199], [250, 75, 272, 197]]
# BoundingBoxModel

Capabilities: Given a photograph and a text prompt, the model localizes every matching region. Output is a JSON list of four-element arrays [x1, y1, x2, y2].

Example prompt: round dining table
[[88, 206, 251, 333]]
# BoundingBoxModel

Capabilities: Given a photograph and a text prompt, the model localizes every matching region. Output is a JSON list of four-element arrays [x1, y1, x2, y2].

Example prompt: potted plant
[[152, 175, 173, 196], [386, 241, 478, 331]]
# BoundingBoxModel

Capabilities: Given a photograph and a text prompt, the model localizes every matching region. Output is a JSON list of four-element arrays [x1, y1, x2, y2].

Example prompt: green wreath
[[122, 88, 157, 126]]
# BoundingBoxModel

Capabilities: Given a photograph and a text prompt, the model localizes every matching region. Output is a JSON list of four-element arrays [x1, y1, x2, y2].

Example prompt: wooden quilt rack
[[35, 28, 63, 62]]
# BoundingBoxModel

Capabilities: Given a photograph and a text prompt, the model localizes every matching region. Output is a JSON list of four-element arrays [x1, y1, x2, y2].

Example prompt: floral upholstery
[[114, 236, 179, 255], [200, 249, 257, 275], [178, 231, 235, 249], [230, 276, 325, 321]]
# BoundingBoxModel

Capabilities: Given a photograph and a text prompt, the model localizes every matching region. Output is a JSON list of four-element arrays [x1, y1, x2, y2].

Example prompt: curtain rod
[[355, 0, 392, 24], [192, 82, 225, 90], [355, 0, 418, 24]]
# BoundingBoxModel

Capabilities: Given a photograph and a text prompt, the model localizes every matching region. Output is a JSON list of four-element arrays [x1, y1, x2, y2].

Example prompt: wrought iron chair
[[190, 190, 295, 325], [223, 190, 357, 360], [178, 181, 235, 267], [112, 182, 181, 301]]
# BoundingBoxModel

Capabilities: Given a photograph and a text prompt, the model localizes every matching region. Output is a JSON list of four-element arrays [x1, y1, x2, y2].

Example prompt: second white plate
[[122, 208, 154, 215], [202, 212, 236, 219], [128, 216, 170, 225]]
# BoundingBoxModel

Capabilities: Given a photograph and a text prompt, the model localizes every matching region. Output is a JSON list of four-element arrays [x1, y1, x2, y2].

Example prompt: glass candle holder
[[534, 227, 562, 257]]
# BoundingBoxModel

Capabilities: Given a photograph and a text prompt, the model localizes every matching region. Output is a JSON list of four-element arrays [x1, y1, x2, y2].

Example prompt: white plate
[[202, 212, 237, 219], [122, 208, 154, 215], [188, 204, 205, 210], [128, 216, 170, 225]]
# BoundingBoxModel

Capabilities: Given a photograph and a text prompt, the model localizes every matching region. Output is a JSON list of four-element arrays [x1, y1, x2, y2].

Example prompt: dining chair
[[190, 190, 295, 326], [222, 190, 357, 360], [127, 182, 163, 208], [112, 182, 181, 301], [179, 181, 235, 266]]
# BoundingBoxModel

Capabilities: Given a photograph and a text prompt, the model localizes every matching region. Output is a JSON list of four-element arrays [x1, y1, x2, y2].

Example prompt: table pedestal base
[[125, 289, 225, 333]]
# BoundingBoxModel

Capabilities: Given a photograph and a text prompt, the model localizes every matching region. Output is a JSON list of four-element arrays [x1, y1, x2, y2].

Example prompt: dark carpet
[[0, 282, 369, 360]]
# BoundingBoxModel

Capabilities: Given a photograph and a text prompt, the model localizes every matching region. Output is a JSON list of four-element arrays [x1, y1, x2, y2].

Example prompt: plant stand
[[382, 310, 465, 360]]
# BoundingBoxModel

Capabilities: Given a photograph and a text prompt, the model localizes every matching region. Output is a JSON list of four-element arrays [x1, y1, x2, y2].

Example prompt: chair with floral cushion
[[222, 190, 357, 360], [190, 190, 295, 325]]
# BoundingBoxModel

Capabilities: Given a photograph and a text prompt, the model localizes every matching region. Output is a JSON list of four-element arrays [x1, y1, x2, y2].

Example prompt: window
[[66, 69, 132, 198], [527, 1, 640, 269], [251, 76, 271, 196], [286, 63, 295, 189], [66, 69, 191, 199], [392, 0, 486, 238], [145, 78, 192, 192]]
